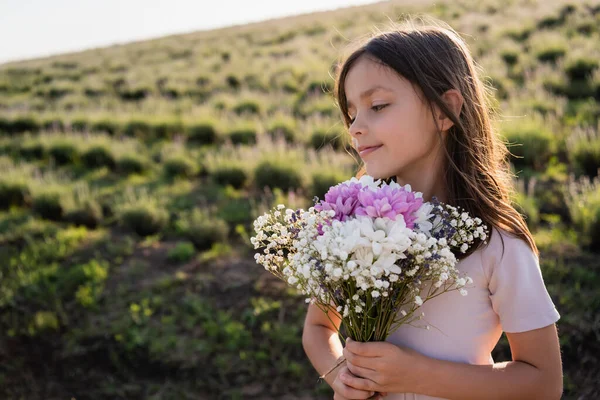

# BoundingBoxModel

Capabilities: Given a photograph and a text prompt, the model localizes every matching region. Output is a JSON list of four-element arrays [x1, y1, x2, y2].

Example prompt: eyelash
[[348, 104, 388, 124]]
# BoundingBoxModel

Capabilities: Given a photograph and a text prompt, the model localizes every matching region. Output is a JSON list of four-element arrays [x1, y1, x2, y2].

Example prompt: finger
[[346, 338, 387, 357], [338, 370, 379, 393], [335, 381, 377, 400], [346, 359, 377, 381], [344, 348, 378, 371]]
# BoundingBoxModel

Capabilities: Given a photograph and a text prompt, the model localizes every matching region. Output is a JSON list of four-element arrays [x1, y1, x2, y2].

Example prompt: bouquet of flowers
[[251, 175, 488, 382]]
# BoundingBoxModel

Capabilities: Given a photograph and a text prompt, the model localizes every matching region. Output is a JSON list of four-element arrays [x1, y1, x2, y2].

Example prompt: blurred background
[[0, 0, 598, 399]]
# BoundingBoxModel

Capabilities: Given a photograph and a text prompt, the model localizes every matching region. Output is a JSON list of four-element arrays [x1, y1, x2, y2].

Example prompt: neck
[[395, 153, 448, 203]]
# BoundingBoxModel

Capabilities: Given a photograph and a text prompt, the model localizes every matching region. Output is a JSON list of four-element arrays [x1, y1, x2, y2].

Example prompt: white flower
[[460, 289, 468, 296], [355, 305, 363, 313], [372, 290, 381, 298], [414, 296, 423, 306]]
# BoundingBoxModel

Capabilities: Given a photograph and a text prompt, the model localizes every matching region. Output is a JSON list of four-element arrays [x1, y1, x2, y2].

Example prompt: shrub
[[12, 116, 40, 133], [502, 121, 556, 171], [535, 45, 566, 63], [568, 129, 600, 178], [49, 142, 78, 165], [187, 122, 218, 145], [65, 200, 103, 229], [233, 100, 261, 115], [167, 241, 196, 263], [254, 161, 303, 192], [32, 192, 64, 221], [310, 129, 346, 151], [124, 119, 152, 138], [267, 120, 296, 143], [229, 128, 257, 145], [565, 57, 599, 80], [82, 145, 116, 170], [163, 156, 198, 179], [152, 120, 184, 140], [217, 198, 253, 226], [91, 119, 120, 135], [500, 49, 519, 66], [120, 203, 169, 236], [117, 155, 147, 175], [19, 142, 45, 160], [212, 166, 248, 189], [0, 181, 31, 210], [311, 172, 345, 200], [70, 118, 89, 132], [176, 209, 229, 250]]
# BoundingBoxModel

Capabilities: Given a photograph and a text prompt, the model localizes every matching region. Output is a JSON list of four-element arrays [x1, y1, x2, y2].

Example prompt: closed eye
[[348, 104, 388, 124], [372, 104, 388, 112]]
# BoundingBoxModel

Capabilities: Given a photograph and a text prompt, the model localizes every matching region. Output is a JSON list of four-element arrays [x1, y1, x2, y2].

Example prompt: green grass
[[0, 0, 599, 398]]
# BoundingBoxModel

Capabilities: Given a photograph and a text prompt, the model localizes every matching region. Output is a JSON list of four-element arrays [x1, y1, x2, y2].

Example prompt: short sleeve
[[487, 230, 560, 333]]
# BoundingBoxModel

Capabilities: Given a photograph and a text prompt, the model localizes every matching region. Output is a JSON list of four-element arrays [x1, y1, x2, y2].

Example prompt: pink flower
[[354, 185, 423, 228], [315, 181, 363, 221]]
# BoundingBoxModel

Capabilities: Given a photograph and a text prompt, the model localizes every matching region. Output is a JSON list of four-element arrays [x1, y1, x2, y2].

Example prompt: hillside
[[0, 0, 599, 398]]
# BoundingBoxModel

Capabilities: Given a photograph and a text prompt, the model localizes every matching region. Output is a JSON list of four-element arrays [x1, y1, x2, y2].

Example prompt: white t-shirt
[[384, 227, 561, 400]]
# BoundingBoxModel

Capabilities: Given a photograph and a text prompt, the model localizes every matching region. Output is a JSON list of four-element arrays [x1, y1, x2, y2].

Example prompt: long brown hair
[[334, 18, 537, 256]]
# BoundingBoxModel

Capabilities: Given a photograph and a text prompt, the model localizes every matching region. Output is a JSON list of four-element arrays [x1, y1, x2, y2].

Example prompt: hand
[[340, 337, 424, 395], [332, 364, 387, 399]]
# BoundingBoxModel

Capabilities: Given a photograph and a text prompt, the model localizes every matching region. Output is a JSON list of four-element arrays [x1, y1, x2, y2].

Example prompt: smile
[[359, 145, 383, 157]]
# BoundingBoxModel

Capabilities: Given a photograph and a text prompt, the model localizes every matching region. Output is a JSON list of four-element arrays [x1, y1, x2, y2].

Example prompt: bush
[[233, 100, 261, 115], [167, 241, 196, 263], [212, 166, 248, 189], [19, 142, 45, 160], [82, 145, 116, 170], [254, 161, 303, 192], [70, 118, 89, 132], [32, 192, 64, 221], [177, 209, 229, 250], [124, 119, 152, 138], [310, 130, 346, 151], [0, 181, 31, 210], [569, 134, 600, 178], [500, 49, 519, 66], [186, 122, 218, 145], [535, 45, 566, 63], [513, 192, 540, 230], [229, 128, 257, 145], [152, 120, 184, 140], [120, 204, 169, 236], [502, 121, 556, 171], [117, 155, 147, 175], [91, 119, 120, 135], [65, 200, 103, 229], [565, 57, 599, 80], [267, 120, 296, 143], [163, 156, 198, 179], [311, 172, 344, 200], [12, 116, 40, 133], [49, 142, 78, 165]]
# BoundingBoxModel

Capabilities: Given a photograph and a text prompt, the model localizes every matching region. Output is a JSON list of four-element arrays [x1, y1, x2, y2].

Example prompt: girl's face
[[344, 56, 446, 186]]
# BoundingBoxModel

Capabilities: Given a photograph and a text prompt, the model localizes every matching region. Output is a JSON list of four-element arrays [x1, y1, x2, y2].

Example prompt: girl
[[301, 19, 563, 400]]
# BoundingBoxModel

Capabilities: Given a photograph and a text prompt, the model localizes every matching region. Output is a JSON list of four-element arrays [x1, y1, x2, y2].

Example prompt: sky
[[0, 0, 381, 64]]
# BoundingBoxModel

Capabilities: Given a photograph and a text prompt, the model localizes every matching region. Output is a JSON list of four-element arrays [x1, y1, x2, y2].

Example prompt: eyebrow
[[346, 85, 394, 108]]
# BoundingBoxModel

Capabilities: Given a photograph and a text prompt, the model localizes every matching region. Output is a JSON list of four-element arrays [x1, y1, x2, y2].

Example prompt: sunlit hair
[[334, 17, 537, 256]]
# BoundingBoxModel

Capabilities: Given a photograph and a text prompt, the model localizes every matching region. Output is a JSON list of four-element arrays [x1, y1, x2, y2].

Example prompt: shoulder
[[478, 226, 538, 281]]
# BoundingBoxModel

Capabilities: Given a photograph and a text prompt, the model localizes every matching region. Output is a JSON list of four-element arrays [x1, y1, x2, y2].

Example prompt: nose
[[348, 115, 366, 138]]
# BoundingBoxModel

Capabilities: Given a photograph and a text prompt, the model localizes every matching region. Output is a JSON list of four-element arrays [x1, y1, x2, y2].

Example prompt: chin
[[365, 165, 395, 180]]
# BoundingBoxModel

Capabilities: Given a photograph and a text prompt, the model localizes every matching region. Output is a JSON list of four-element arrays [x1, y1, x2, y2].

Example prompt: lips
[[358, 145, 383, 157]]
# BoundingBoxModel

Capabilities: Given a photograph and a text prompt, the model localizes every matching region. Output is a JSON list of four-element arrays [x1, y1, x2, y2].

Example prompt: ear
[[436, 89, 464, 132]]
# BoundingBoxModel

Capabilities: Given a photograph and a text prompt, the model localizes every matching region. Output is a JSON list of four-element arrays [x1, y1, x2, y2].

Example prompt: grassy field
[[0, 0, 599, 398]]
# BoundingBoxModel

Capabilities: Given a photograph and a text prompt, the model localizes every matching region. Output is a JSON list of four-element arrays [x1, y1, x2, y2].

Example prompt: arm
[[301, 302, 345, 387], [341, 324, 562, 399], [415, 324, 563, 400]]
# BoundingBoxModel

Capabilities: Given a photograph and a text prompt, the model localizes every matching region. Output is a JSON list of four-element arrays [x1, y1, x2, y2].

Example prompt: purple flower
[[354, 186, 423, 228], [314, 181, 363, 221]]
